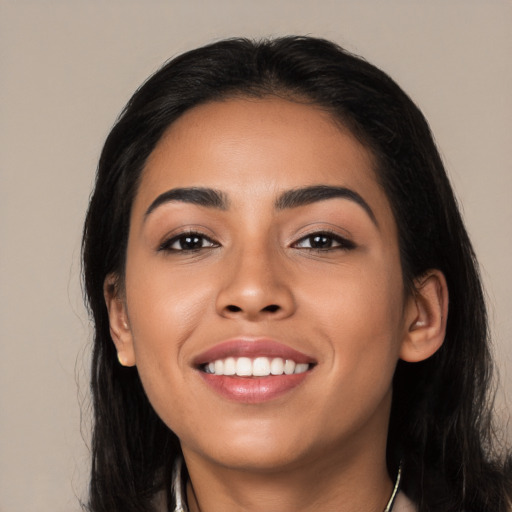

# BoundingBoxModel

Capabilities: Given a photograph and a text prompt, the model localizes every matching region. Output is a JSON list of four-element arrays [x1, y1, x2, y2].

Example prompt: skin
[[106, 97, 448, 512]]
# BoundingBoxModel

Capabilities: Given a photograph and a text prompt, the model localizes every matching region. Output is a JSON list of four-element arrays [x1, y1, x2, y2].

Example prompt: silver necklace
[[172, 458, 402, 512]]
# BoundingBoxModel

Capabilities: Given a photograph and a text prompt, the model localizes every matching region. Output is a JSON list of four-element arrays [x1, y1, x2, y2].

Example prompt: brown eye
[[159, 233, 218, 252], [294, 232, 355, 251], [308, 235, 334, 249]]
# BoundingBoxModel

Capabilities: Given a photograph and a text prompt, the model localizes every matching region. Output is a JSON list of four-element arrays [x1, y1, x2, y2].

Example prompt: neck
[[181, 444, 394, 512]]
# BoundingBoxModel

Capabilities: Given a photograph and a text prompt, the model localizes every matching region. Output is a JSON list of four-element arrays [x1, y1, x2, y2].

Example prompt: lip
[[193, 338, 316, 404], [193, 338, 315, 366]]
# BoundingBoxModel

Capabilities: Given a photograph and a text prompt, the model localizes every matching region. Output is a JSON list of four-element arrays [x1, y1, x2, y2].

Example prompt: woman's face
[[115, 97, 416, 471]]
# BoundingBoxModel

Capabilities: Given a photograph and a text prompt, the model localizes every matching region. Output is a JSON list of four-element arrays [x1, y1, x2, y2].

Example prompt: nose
[[215, 246, 296, 321]]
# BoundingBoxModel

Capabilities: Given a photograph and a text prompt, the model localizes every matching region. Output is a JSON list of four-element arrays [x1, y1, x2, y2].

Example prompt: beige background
[[0, 1, 511, 511]]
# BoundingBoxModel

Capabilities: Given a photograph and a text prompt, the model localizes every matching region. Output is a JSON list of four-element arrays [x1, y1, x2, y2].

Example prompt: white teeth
[[253, 357, 271, 376], [223, 357, 236, 375], [214, 359, 224, 375], [270, 357, 284, 375], [235, 357, 252, 376], [204, 357, 311, 377], [294, 363, 309, 374], [284, 359, 296, 375]]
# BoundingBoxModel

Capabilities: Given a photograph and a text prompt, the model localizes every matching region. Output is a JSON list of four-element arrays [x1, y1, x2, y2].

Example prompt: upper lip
[[192, 337, 316, 366]]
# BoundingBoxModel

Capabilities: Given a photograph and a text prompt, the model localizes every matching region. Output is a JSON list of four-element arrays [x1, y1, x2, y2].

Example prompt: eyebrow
[[275, 185, 378, 226], [145, 187, 229, 218], [144, 184, 377, 227]]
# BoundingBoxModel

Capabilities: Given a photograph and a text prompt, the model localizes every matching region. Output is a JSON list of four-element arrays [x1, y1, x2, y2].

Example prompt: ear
[[400, 269, 449, 363], [104, 273, 136, 367]]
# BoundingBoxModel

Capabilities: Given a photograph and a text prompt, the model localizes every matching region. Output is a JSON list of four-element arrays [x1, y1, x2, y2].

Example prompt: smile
[[194, 338, 316, 403], [203, 357, 311, 377]]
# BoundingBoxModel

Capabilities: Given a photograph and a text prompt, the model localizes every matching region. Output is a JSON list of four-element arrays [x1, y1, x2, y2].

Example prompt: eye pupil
[[310, 235, 331, 248], [180, 236, 203, 250]]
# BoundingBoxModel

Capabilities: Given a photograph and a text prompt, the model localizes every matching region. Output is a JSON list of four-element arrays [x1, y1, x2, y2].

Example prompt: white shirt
[[394, 491, 418, 512]]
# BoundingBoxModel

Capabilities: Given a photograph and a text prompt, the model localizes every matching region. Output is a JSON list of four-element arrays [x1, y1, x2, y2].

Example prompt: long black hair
[[82, 36, 511, 511]]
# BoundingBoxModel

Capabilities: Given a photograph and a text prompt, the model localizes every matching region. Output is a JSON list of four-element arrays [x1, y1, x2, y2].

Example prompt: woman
[[82, 36, 511, 511]]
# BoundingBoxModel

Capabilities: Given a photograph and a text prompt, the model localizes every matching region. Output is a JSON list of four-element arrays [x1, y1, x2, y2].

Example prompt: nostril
[[223, 304, 281, 315]]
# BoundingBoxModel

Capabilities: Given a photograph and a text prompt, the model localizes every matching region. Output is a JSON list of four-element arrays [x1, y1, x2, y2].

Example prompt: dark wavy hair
[[82, 36, 511, 511]]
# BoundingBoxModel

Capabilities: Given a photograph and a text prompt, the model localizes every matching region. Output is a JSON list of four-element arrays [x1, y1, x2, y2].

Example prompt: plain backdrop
[[0, 1, 511, 510]]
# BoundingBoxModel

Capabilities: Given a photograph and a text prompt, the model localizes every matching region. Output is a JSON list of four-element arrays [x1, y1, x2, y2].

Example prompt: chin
[[178, 421, 314, 472], [201, 444, 311, 473]]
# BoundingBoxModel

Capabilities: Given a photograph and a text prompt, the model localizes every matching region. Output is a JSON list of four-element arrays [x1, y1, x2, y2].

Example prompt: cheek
[[127, 255, 214, 340], [303, 259, 405, 375], [298, 266, 404, 436], [306, 253, 403, 315], [123, 258, 216, 402]]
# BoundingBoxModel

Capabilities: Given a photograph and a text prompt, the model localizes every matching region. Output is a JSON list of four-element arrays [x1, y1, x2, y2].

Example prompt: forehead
[[134, 97, 392, 222]]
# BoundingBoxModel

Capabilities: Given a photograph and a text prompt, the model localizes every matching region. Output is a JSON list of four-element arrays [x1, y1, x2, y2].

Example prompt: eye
[[293, 232, 355, 251], [158, 232, 219, 252]]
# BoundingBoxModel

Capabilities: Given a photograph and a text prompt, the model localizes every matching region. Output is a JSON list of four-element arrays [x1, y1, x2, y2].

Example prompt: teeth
[[203, 357, 310, 377], [284, 359, 296, 375], [224, 357, 236, 375], [214, 359, 224, 375], [253, 357, 271, 377], [236, 357, 252, 376], [294, 363, 309, 374], [270, 358, 284, 375]]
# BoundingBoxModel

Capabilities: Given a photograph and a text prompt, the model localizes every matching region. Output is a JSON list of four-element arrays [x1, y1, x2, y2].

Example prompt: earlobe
[[400, 269, 448, 363], [104, 273, 136, 367]]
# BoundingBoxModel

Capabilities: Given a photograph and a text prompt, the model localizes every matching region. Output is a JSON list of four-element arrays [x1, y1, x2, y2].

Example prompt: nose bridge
[[216, 240, 294, 320]]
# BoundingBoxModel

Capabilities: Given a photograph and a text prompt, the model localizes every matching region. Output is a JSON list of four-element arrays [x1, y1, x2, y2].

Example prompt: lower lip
[[199, 372, 310, 404]]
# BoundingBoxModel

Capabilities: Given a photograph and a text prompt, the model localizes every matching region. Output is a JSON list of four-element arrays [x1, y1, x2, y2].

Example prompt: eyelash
[[158, 231, 219, 252], [292, 231, 356, 252], [158, 230, 356, 253]]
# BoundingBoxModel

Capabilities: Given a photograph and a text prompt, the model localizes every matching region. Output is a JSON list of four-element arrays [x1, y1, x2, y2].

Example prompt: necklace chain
[[384, 463, 402, 512], [172, 458, 402, 512]]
